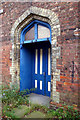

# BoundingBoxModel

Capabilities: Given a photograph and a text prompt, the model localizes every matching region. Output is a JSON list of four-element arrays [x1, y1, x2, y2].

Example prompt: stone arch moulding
[[10, 6, 61, 103]]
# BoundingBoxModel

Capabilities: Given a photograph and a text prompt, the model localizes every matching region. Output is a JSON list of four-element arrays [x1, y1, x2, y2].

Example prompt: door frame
[[20, 20, 51, 96], [20, 20, 51, 45]]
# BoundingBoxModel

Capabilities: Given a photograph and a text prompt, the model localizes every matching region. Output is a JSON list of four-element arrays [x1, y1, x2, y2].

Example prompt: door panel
[[35, 80, 37, 88], [48, 82, 51, 92], [45, 47, 51, 97], [48, 48, 51, 75], [35, 49, 38, 74], [40, 49, 43, 75]]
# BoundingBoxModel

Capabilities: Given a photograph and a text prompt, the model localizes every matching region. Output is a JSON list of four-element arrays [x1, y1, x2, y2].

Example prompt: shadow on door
[[20, 41, 51, 97]]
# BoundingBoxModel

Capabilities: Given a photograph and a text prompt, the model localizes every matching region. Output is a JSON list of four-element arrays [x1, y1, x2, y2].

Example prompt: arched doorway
[[10, 6, 60, 102], [20, 20, 51, 97]]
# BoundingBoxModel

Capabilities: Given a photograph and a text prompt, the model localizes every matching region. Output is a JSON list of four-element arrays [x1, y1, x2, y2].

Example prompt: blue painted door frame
[[20, 20, 51, 97], [20, 20, 51, 45]]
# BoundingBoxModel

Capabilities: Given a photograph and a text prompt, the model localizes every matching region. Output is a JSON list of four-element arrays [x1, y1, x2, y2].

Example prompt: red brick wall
[[1, 2, 80, 107], [1, 2, 31, 85], [2, 41, 11, 85], [32, 2, 80, 107]]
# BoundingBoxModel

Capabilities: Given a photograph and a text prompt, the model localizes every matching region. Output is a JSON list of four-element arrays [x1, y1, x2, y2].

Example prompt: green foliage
[[46, 106, 80, 119], [2, 85, 36, 106], [30, 104, 48, 112], [2, 85, 36, 119], [23, 103, 80, 119], [2, 85, 80, 119], [2, 111, 16, 119]]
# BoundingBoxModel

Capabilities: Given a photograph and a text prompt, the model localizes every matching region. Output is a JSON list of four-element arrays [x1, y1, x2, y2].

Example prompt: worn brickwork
[[1, 2, 80, 108], [1, 2, 31, 84], [32, 2, 80, 107]]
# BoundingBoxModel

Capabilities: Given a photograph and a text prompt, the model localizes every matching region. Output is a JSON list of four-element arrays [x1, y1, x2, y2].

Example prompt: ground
[[12, 105, 47, 118], [28, 93, 50, 107], [11, 93, 50, 118], [2, 88, 80, 119]]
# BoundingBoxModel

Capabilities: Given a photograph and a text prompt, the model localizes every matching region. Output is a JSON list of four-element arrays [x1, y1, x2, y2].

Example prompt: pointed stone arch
[[10, 6, 60, 103]]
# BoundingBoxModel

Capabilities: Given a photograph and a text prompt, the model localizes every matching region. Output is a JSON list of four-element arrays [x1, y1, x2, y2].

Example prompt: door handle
[[43, 72, 46, 76]]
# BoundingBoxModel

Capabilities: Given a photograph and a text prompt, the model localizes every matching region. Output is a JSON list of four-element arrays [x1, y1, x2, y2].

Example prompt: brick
[[1, 2, 79, 108]]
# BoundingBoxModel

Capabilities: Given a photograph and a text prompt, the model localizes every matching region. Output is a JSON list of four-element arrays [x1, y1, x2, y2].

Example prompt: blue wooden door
[[32, 42, 51, 97]]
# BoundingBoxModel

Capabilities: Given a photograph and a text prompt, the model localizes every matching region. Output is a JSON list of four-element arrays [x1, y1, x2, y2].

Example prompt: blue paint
[[20, 20, 51, 97], [20, 44, 32, 91], [32, 42, 51, 96], [20, 20, 51, 44], [35, 23, 38, 40]]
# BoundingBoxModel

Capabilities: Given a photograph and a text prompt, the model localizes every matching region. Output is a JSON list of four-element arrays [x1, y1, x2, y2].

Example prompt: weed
[[2, 85, 36, 119]]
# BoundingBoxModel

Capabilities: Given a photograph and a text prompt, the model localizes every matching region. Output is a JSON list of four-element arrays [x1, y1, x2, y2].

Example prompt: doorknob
[[43, 72, 46, 76]]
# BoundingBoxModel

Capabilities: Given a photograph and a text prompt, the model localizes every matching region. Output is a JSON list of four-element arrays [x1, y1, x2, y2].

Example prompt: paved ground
[[28, 93, 50, 107], [12, 105, 29, 118], [12, 105, 48, 119], [10, 94, 51, 118], [25, 111, 46, 118]]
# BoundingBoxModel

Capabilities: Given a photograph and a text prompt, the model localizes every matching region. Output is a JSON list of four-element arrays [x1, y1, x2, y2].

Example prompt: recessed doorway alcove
[[20, 20, 51, 97]]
